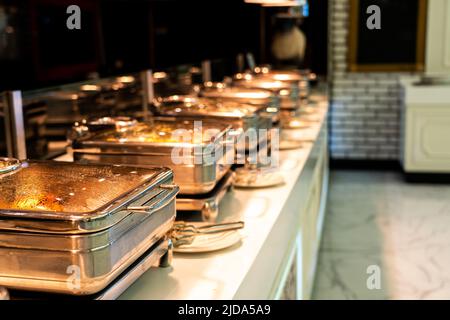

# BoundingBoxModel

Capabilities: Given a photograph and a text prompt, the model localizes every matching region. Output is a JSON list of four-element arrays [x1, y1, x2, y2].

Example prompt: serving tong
[[169, 221, 244, 247], [0, 158, 21, 175]]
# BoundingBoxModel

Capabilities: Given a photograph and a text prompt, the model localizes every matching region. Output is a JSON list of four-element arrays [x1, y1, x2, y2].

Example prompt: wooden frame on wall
[[348, 0, 428, 72]]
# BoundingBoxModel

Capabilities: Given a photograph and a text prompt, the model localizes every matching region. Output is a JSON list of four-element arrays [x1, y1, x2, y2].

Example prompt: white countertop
[[400, 77, 450, 104], [55, 96, 329, 300]]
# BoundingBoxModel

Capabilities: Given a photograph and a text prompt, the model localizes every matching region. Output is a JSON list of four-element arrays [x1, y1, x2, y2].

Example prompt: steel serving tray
[[0, 159, 178, 295], [71, 117, 235, 195]]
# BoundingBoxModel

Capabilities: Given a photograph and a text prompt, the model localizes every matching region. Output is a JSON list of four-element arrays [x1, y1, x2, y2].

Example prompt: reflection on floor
[[312, 170, 450, 300]]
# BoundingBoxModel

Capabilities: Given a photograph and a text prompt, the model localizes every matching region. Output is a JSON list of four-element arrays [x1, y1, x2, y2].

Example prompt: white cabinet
[[401, 83, 450, 172], [425, 0, 450, 75]]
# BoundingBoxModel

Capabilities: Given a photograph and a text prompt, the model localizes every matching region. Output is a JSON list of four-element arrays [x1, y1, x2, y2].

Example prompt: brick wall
[[328, 0, 415, 160]]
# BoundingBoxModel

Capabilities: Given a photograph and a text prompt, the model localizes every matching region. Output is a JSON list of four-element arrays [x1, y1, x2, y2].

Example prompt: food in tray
[[10, 194, 65, 212], [0, 161, 162, 214]]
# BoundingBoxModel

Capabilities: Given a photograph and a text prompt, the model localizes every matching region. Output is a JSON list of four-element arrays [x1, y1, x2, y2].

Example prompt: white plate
[[174, 229, 242, 253], [234, 169, 285, 188]]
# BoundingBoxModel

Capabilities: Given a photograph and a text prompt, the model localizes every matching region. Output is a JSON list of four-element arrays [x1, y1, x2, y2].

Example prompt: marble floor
[[312, 170, 450, 300]]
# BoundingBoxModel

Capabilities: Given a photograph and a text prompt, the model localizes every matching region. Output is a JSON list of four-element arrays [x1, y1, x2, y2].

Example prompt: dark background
[[0, 0, 328, 91], [356, 0, 420, 64]]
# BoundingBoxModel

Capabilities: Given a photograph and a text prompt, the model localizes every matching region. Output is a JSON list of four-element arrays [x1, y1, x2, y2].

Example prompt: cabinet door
[[405, 104, 450, 171], [425, 0, 450, 75], [280, 238, 300, 300]]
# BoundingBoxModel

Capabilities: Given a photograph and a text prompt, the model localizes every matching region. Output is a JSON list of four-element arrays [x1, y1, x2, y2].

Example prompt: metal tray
[[0, 159, 179, 295], [177, 170, 234, 221], [71, 117, 235, 195], [7, 237, 172, 300]]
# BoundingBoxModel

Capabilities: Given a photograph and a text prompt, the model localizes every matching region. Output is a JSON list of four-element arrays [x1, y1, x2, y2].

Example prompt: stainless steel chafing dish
[[0, 158, 178, 296], [70, 117, 234, 196], [152, 95, 273, 162], [199, 84, 280, 124], [232, 73, 300, 111], [152, 95, 274, 133]]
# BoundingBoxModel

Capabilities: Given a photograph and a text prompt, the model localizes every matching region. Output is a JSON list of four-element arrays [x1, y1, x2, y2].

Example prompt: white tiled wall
[[328, 0, 416, 160]]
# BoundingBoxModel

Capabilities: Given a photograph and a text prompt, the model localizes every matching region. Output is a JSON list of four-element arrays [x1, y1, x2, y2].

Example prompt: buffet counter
[[55, 94, 329, 300]]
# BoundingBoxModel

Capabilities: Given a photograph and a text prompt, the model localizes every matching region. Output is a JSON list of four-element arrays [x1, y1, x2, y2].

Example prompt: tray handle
[[127, 184, 179, 215]]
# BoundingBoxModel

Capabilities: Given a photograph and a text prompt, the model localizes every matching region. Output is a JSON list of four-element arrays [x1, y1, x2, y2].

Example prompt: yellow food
[[102, 123, 218, 144], [8, 194, 64, 212]]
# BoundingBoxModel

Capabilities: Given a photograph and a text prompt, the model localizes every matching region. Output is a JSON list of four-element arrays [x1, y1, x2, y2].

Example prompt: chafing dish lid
[[81, 118, 230, 147], [0, 160, 171, 220], [154, 96, 259, 118]]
